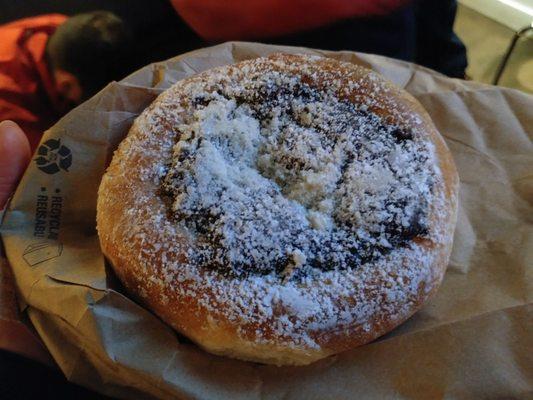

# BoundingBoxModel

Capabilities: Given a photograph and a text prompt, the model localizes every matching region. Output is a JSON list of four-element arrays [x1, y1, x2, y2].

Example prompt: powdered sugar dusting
[[160, 69, 435, 280], [98, 54, 449, 353]]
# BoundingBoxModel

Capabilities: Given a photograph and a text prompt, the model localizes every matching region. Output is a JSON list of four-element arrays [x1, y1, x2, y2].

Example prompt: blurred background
[[455, 0, 532, 93], [1, 0, 531, 92]]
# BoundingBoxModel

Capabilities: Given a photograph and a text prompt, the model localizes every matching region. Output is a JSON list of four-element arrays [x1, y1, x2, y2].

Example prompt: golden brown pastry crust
[[97, 54, 459, 366]]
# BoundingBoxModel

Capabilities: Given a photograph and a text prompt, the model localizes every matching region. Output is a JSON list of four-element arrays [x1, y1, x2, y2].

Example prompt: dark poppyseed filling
[[160, 72, 434, 280]]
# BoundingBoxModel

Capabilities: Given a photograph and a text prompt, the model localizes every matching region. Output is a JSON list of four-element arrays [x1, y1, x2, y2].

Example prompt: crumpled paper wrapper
[[1, 42, 532, 400]]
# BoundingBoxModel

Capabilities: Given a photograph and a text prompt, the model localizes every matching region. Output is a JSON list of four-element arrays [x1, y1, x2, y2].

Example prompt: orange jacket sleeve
[[170, 0, 411, 41], [0, 14, 67, 152]]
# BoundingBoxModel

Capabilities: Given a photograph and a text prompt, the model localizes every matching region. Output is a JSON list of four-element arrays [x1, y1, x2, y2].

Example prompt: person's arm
[[170, 0, 411, 41], [0, 120, 53, 365]]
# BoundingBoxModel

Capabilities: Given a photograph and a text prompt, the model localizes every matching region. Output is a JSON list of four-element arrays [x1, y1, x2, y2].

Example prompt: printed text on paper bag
[[34, 187, 63, 239]]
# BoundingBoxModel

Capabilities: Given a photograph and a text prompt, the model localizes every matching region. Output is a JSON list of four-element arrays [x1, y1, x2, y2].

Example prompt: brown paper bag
[[1, 42, 532, 400]]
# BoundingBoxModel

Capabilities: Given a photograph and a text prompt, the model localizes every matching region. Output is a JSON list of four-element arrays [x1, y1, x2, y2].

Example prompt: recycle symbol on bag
[[34, 139, 72, 174]]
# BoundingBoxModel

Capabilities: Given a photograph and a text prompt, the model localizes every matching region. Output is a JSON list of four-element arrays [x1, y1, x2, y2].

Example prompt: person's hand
[[0, 120, 53, 365], [0, 120, 31, 208]]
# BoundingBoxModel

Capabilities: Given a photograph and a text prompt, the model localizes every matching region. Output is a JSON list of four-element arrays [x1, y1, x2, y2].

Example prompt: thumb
[[0, 121, 31, 209]]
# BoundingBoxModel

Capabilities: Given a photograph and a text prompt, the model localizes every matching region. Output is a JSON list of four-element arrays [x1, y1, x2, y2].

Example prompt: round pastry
[[97, 54, 459, 366]]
